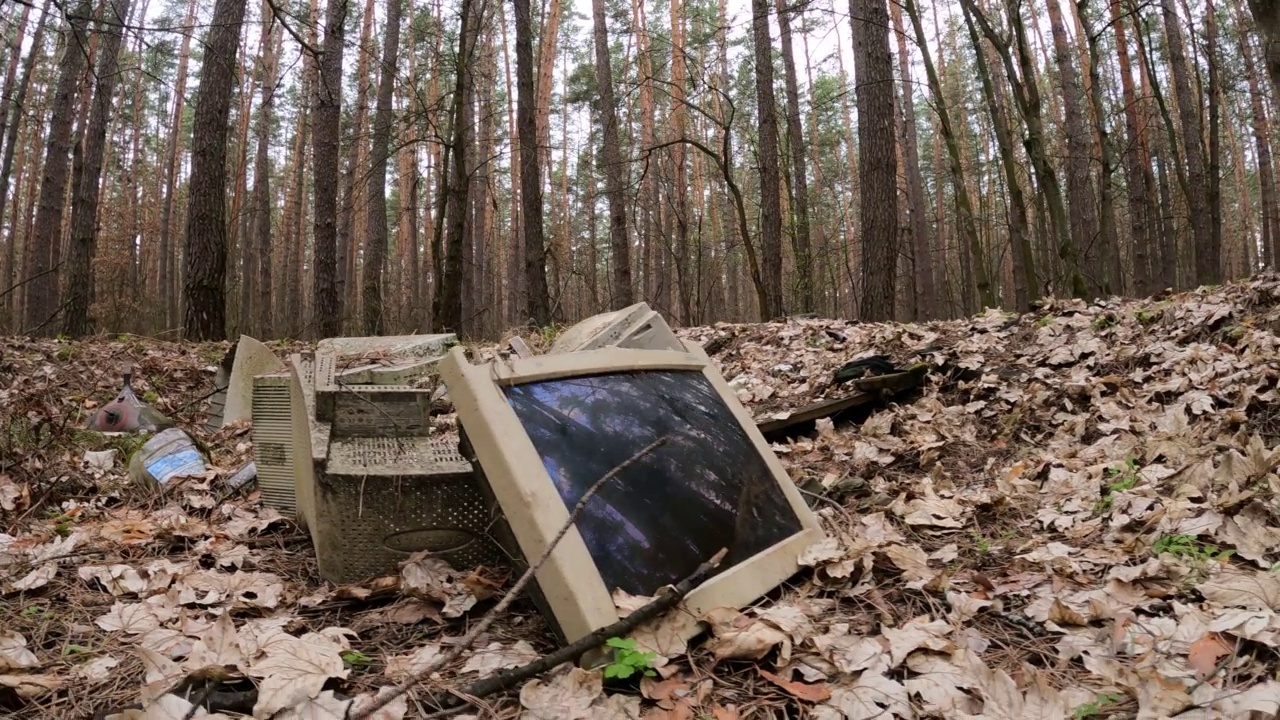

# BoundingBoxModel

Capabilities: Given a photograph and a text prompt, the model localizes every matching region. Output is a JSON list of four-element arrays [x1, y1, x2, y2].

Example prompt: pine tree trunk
[[1045, 0, 1103, 295], [591, 0, 633, 310], [906, 0, 991, 311], [22, 0, 92, 334], [246, 2, 279, 337], [962, 2, 1034, 311], [0, 0, 49, 322], [1162, 0, 1217, 285], [852, 0, 899, 321], [1207, 0, 1224, 279], [889, 0, 935, 318], [1236, 0, 1280, 267], [752, 0, 784, 320], [775, 0, 815, 314], [965, 0, 1086, 299], [0, 3, 31, 191], [1110, 0, 1156, 295], [515, 0, 550, 325], [361, 0, 402, 334], [156, 0, 199, 329], [63, 0, 135, 337], [433, 0, 480, 334], [312, 0, 347, 338], [1078, 0, 1122, 295], [182, 0, 248, 340]]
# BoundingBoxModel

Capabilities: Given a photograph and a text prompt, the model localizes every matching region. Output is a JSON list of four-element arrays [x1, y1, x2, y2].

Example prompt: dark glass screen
[[502, 370, 803, 596]]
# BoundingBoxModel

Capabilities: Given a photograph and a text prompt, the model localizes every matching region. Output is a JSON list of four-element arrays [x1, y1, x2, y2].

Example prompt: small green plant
[[603, 637, 657, 680], [21, 606, 45, 618], [1095, 458, 1141, 514], [1091, 313, 1118, 330], [1152, 534, 1235, 564], [1035, 314, 1055, 328], [62, 643, 90, 656], [342, 650, 373, 666], [1071, 692, 1124, 719], [972, 531, 992, 556]]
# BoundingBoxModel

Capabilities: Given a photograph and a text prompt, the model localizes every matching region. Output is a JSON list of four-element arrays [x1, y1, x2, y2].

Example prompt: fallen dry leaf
[[1187, 631, 1234, 680], [519, 666, 603, 720], [758, 667, 831, 702]]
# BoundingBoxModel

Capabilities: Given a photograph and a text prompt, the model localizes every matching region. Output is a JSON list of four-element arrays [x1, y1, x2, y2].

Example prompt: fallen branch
[[348, 436, 671, 720], [428, 545, 727, 712]]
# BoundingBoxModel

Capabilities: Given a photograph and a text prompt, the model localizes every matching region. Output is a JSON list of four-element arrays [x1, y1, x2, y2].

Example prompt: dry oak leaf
[[186, 613, 247, 672], [4, 564, 55, 594], [384, 643, 443, 680], [703, 607, 790, 662], [1197, 568, 1280, 611], [103, 692, 236, 720], [460, 640, 539, 674], [519, 666, 603, 720], [400, 553, 478, 618], [274, 689, 407, 720], [880, 617, 954, 667], [758, 667, 832, 703], [903, 652, 981, 715], [0, 673, 64, 700], [71, 655, 120, 684], [641, 674, 692, 709], [0, 631, 39, 671], [1186, 631, 1233, 680], [820, 671, 910, 720], [812, 626, 889, 674], [246, 630, 350, 717]]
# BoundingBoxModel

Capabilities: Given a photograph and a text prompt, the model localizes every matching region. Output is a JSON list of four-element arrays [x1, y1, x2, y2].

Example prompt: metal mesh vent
[[250, 374, 297, 514], [311, 434, 503, 583]]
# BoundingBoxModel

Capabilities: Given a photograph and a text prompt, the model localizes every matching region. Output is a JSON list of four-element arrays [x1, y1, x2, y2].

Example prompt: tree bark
[[752, 0, 784, 320], [433, 0, 482, 334], [1162, 0, 1217, 285], [362, 0, 403, 334], [181, 0, 248, 340], [515, 0, 550, 325], [1078, 0, 1122, 295], [775, 0, 815, 314], [852, 0, 898, 321], [1207, 0, 1224, 279], [905, 0, 992, 311], [1110, 0, 1157, 295], [63, 0, 134, 336], [0, 0, 50, 316], [22, 0, 92, 334], [962, 1, 1033, 311], [1236, 0, 1280, 267], [311, 0, 346, 338], [888, 0, 935, 318], [156, 0, 199, 329], [591, 0, 633, 309], [1046, 0, 1103, 294], [246, 0, 279, 337]]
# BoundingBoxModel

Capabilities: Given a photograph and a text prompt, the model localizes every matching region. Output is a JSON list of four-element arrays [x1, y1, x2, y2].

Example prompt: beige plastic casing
[[438, 342, 826, 646]]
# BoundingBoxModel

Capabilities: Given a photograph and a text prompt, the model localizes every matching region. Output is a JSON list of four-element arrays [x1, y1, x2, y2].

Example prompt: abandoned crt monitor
[[548, 302, 653, 354], [438, 343, 825, 646]]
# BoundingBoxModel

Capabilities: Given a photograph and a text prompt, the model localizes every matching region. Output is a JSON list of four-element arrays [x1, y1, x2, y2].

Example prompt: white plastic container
[[128, 428, 208, 488]]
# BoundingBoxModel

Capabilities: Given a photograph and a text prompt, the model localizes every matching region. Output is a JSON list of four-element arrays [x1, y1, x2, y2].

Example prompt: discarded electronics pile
[[222, 303, 830, 650]]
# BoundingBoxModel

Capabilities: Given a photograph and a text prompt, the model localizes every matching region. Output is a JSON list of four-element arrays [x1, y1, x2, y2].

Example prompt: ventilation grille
[[250, 373, 297, 514], [311, 434, 503, 584]]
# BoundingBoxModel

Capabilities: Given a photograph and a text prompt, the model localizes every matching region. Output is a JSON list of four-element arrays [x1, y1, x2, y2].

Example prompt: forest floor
[[6, 277, 1280, 719]]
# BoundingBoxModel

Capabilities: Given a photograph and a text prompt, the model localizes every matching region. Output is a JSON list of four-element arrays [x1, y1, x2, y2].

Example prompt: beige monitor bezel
[[438, 343, 825, 646]]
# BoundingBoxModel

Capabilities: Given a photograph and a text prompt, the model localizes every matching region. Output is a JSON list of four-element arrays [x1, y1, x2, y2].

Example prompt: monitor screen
[[502, 370, 804, 597]]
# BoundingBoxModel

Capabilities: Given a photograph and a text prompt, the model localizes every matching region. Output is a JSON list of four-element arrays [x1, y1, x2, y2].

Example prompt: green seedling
[[62, 644, 90, 656], [1036, 315, 1055, 328], [603, 637, 658, 680], [342, 650, 373, 666], [1091, 313, 1118, 330], [21, 606, 45, 618], [1094, 458, 1141, 515], [1071, 692, 1124, 719], [1152, 534, 1235, 564]]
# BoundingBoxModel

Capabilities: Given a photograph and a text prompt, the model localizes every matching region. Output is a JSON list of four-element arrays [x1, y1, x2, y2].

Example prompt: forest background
[[0, 0, 1273, 341]]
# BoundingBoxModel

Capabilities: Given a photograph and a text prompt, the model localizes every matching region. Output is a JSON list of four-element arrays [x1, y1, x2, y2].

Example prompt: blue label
[[146, 449, 206, 485]]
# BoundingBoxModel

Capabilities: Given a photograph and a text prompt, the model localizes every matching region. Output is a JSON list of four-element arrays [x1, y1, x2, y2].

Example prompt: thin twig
[[348, 436, 670, 720], [429, 546, 728, 712]]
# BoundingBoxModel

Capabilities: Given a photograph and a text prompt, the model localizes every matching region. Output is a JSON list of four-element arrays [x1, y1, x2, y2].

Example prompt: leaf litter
[[9, 279, 1280, 716]]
